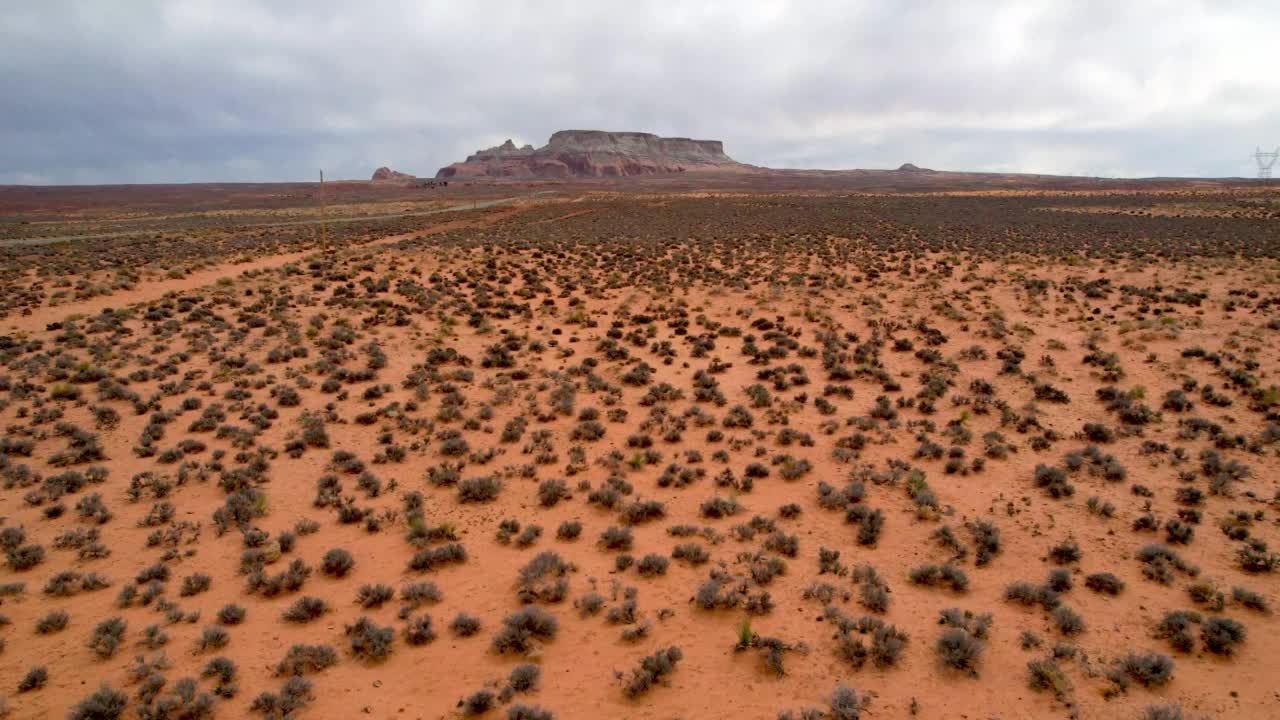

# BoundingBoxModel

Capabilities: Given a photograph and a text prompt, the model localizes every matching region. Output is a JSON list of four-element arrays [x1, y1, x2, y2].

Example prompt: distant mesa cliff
[[436, 130, 750, 178], [371, 167, 415, 181]]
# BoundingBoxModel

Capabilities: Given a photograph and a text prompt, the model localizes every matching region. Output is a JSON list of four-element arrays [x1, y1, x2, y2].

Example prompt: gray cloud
[[2, 0, 1278, 183]]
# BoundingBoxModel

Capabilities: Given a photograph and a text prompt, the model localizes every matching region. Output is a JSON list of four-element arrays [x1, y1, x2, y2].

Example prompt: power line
[[1255, 146, 1279, 180]]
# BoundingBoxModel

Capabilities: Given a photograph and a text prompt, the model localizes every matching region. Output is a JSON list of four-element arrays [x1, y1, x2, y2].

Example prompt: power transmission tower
[[1255, 146, 1279, 180]]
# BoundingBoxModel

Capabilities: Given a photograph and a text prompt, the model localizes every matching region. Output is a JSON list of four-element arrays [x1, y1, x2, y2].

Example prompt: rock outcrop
[[436, 130, 749, 178], [371, 167, 415, 181]]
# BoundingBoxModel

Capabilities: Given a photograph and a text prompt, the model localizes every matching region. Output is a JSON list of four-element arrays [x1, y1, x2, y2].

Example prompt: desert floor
[[0, 184, 1278, 720]]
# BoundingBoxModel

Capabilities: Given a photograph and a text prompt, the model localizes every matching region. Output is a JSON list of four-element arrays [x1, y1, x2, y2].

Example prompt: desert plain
[[0, 176, 1277, 720]]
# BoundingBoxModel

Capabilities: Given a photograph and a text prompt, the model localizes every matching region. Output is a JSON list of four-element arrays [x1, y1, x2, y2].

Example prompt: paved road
[[0, 194, 546, 247]]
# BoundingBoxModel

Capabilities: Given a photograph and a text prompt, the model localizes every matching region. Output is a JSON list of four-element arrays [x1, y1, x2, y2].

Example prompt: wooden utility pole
[[319, 169, 329, 247]]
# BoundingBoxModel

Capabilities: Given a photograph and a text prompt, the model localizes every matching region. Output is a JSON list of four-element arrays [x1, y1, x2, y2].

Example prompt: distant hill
[[436, 130, 753, 178], [371, 167, 415, 182]]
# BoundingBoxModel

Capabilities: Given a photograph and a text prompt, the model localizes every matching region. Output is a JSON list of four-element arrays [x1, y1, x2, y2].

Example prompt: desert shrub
[[140, 624, 168, 649], [493, 607, 558, 654], [1134, 513, 1159, 533], [1174, 486, 1204, 506], [629, 551, 668, 579], [275, 644, 338, 675], [408, 543, 467, 572], [867, 625, 909, 668], [1110, 652, 1174, 690], [0, 527, 24, 551], [252, 676, 313, 717], [672, 543, 710, 565], [202, 656, 237, 685], [1033, 464, 1074, 498], [1231, 586, 1269, 612], [36, 609, 69, 634], [556, 520, 583, 540], [621, 499, 666, 525], [1201, 616, 1246, 655], [826, 684, 870, 720], [910, 564, 968, 592], [135, 562, 170, 584], [622, 646, 682, 698], [517, 551, 571, 603], [346, 616, 394, 661], [700, 496, 742, 519], [76, 493, 113, 524], [599, 526, 634, 551], [538, 479, 569, 507], [1137, 544, 1199, 583], [968, 520, 1001, 566], [1155, 610, 1201, 652], [283, 596, 328, 623], [400, 581, 442, 607], [566, 594, 605, 624], [509, 663, 541, 692], [427, 463, 463, 488], [1085, 572, 1125, 595], [197, 625, 230, 652], [496, 520, 523, 546], [451, 613, 482, 637], [246, 557, 311, 597], [723, 405, 753, 428], [507, 704, 555, 720], [1049, 541, 1081, 564], [1237, 542, 1279, 573], [1046, 568, 1073, 592], [179, 573, 212, 597], [439, 435, 470, 456], [458, 476, 502, 503], [68, 684, 128, 720], [1165, 520, 1194, 545], [18, 665, 48, 692], [403, 614, 437, 645], [512, 520, 542, 543], [357, 583, 395, 608], [1052, 606, 1086, 636], [321, 548, 355, 577], [88, 616, 127, 658], [936, 627, 984, 674], [764, 530, 799, 557], [935, 608, 991, 675], [1082, 423, 1115, 443], [7, 543, 45, 571], [1034, 383, 1069, 403], [1140, 706, 1187, 720], [1086, 495, 1116, 517], [217, 603, 246, 625], [1005, 581, 1059, 609], [1027, 658, 1070, 696], [295, 518, 321, 535], [462, 688, 496, 715], [851, 581, 888, 615]]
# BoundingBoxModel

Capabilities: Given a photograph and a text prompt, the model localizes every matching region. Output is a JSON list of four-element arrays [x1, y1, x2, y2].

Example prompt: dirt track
[[1, 202, 531, 334]]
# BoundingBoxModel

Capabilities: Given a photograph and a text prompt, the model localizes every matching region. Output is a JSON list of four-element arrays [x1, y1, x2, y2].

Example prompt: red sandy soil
[[0, 185, 1277, 720]]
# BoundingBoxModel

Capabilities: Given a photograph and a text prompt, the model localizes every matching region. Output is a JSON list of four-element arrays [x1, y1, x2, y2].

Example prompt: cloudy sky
[[2, 0, 1278, 184]]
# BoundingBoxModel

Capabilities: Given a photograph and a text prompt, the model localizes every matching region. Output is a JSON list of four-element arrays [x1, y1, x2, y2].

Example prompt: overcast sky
[[2, 1, 1278, 184]]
